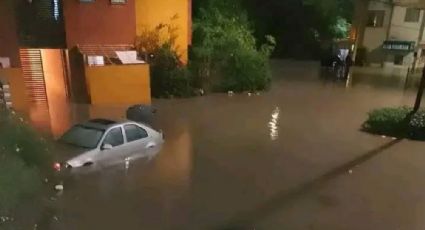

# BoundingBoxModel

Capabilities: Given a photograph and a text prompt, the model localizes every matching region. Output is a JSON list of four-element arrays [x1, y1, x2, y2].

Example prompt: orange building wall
[[0, 68, 28, 111], [41, 49, 71, 137], [85, 64, 151, 106], [0, 1, 20, 67], [135, 0, 191, 63], [63, 0, 137, 48]]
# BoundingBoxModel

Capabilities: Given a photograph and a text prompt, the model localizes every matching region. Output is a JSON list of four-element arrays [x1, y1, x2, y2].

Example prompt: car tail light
[[53, 162, 61, 171]]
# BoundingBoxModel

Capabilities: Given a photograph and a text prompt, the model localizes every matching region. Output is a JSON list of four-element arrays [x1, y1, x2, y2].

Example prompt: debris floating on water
[[198, 88, 205, 96], [248, 92, 252, 96], [348, 170, 353, 174], [381, 135, 387, 138], [54, 184, 64, 191], [228, 91, 234, 96]]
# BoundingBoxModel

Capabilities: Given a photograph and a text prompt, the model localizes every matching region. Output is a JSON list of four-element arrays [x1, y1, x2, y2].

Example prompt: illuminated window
[[53, 0, 60, 21]]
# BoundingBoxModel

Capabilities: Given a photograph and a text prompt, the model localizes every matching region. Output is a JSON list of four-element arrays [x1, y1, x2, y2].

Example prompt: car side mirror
[[101, 143, 113, 150]]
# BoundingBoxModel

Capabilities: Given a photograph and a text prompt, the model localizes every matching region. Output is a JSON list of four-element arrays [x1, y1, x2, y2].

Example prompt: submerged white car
[[54, 119, 164, 170]]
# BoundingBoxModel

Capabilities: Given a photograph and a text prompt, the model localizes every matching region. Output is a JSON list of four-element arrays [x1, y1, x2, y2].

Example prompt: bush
[[192, 0, 275, 93], [363, 107, 425, 140], [0, 110, 51, 221], [219, 45, 272, 92], [135, 18, 195, 98], [0, 155, 42, 216], [0, 111, 52, 170], [150, 43, 194, 98], [409, 110, 425, 140], [363, 107, 410, 137]]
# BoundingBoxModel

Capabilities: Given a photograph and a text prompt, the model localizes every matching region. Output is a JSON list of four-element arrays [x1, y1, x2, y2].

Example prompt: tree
[[135, 18, 193, 98], [241, 0, 354, 58], [192, 0, 275, 92], [0, 110, 53, 228]]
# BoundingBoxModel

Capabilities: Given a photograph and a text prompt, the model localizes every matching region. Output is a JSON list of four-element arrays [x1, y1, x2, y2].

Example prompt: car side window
[[124, 125, 148, 142], [103, 127, 124, 147]]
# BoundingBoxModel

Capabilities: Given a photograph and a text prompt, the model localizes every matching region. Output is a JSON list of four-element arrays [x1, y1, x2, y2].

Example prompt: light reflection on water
[[12, 61, 425, 229], [268, 107, 280, 141]]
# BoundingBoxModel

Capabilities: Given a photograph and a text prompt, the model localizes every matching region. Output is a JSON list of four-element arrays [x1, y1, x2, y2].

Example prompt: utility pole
[[412, 68, 425, 113], [408, 8, 425, 118]]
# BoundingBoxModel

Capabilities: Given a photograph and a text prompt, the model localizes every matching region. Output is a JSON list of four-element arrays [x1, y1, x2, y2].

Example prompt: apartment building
[[0, 0, 191, 108], [353, 0, 425, 71]]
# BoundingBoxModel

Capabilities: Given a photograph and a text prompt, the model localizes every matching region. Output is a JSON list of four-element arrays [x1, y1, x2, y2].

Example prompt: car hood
[[52, 141, 93, 163]]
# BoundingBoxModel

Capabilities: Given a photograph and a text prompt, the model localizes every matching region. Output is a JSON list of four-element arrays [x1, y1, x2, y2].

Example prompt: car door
[[97, 126, 128, 166], [123, 124, 150, 159]]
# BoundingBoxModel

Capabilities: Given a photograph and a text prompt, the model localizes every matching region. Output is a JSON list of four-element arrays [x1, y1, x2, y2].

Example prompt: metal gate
[[19, 48, 48, 103]]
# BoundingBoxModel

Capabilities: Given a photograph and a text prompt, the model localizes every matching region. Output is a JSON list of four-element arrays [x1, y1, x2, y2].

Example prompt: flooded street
[[27, 60, 425, 229]]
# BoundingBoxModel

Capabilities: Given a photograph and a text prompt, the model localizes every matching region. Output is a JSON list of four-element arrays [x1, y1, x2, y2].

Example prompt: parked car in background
[[126, 104, 156, 126], [53, 119, 164, 171]]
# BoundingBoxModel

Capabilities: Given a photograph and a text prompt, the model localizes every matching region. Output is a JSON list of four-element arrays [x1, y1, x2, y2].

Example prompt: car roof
[[81, 119, 150, 130], [81, 119, 117, 130]]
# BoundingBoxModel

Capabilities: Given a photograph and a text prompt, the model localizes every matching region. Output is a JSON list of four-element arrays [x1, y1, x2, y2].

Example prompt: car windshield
[[60, 125, 105, 149]]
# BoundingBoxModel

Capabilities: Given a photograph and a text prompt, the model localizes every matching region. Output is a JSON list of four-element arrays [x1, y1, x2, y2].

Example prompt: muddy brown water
[[10, 60, 425, 229]]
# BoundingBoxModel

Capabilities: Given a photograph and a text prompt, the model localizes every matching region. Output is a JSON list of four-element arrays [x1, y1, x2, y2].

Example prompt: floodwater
[[16, 60, 425, 229]]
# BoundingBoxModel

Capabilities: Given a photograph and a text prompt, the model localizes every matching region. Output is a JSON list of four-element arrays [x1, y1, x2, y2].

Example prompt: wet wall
[[63, 0, 136, 48], [0, 1, 20, 67]]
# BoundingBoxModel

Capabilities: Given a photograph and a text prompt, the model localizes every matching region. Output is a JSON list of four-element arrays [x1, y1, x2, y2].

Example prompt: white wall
[[362, 1, 392, 53], [389, 6, 423, 44]]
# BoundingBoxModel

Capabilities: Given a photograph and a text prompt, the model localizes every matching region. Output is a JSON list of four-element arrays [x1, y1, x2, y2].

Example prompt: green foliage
[[0, 111, 52, 170], [409, 111, 425, 140], [303, 0, 354, 20], [192, 0, 275, 92], [331, 17, 351, 39], [219, 42, 273, 92], [239, 0, 353, 58], [0, 155, 42, 216], [0, 110, 50, 218], [135, 18, 194, 98], [150, 43, 193, 98], [363, 107, 425, 140], [363, 107, 410, 137], [304, 0, 353, 40]]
